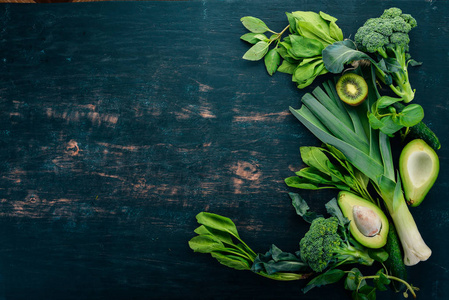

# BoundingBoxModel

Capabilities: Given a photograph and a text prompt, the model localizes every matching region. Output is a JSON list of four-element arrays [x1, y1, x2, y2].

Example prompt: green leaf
[[195, 212, 240, 238], [325, 198, 348, 227], [188, 235, 224, 253], [312, 85, 354, 131], [379, 132, 394, 181], [240, 33, 268, 44], [211, 252, 251, 270], [289, 192, 323, 223], [301, 94, 370, 153], [368, 248, 389, 263], [194, 225, 233, 244], [260, 272, 309, 281], [393, 174, 403, 213], [291, 11, 336, 46], [397, 104, 424, 127], [240, 16, 270, 33], [376, 96, 402, 109], [377, 115, 403, 137], [319, 11, 338, 23], [357, 285, 377, 300], [329, 21, 344, 41], [322, 40, 374, 74], [300, 147, 333, 174], [303, 269, 346, 293], [242, 40, 269, 61], [373, 269, 391, 291], [277, 60, 298, 74], [408, 59, 422, 67], [345, 268, 365, 291], [285, 12, 297, 34], [289, 35, 324, 58], [293, 58, 323, 82], [252, 244, 310, 276], [289, 106, 384, 181], [264, 49, 281, 75]]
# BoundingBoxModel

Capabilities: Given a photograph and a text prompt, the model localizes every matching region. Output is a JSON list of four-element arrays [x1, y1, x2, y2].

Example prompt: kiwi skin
[[336, 73, 369, 106]]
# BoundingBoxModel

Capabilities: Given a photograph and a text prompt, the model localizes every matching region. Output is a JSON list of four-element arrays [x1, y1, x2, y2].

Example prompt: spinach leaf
[[252, 244, 309, 275], [303, 269, 346, 293], [264, 49, 281, 75], [289, 192, 322, 223]]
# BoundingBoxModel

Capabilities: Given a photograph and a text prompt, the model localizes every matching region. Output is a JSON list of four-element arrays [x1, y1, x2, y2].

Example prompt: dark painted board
[[0, 1, 447, 299]]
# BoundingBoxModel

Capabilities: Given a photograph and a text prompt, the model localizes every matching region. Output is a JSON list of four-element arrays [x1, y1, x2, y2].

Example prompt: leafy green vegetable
[[251, 244, 311, 278], [240, 10, 343, 86], [393, 102, 442, 150], [285, 145, 374, 202], [188, 212, 311, 281]]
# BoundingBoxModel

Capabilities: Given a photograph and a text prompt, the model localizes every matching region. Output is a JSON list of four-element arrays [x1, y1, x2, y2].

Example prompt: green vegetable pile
[[189, 7, 441, 300]]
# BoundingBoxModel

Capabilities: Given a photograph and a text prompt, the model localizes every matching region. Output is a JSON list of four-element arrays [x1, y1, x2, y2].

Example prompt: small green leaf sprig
[[368, 96, 424, 137], [305, 267, 419, 299], [240, 11, 344, 88]]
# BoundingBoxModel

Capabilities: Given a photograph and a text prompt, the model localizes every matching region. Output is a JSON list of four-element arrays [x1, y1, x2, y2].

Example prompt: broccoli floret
[[380, 7, 403, 19], [390, 16, 412, 33], [299, 217, 374, 273], [390, 32, 410, 48], [401, 14, 417, 28], [361, 32, 389, 53], [354, 7, 418, 102]]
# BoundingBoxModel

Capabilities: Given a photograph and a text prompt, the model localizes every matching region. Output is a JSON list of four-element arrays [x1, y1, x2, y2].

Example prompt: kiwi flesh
[[336, 73, 369, 106]]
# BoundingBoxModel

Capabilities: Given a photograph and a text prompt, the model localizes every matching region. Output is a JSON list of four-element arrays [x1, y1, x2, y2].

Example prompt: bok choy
[[289, 67, 431, 266]]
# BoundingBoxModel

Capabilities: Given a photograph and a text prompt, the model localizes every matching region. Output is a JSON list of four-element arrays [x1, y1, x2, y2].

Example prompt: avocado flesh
[[338, 191, 389, 249], [399, 139, 439, 207]]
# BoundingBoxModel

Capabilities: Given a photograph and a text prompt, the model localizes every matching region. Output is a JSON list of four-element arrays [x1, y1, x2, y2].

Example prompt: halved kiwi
[[336, 73, 368, 106]]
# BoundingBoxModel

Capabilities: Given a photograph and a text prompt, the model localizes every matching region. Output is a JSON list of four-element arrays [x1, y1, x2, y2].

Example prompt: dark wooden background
[[0, 1, 447, 299]]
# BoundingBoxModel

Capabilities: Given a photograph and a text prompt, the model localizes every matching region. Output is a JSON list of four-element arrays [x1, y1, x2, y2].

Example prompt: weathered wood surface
[[0, 1, 447, 299]]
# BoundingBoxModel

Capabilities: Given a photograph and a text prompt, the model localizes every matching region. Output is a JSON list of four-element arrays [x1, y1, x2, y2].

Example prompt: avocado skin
[[337, 191, 389, 249], [399, 139, 440, 207]]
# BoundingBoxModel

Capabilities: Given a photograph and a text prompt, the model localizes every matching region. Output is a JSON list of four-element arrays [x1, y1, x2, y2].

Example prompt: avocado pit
[[352, 205, 382, 237]]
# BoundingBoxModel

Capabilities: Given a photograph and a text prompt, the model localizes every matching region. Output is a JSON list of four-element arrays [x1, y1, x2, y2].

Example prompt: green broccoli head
[[355, 7, 417, 54], [299, 217, 375, 273], [299, 217, 341, 272]]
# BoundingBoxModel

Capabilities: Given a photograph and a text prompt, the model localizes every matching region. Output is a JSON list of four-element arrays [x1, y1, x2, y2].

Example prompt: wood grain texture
[[0, 1, 447, 299]]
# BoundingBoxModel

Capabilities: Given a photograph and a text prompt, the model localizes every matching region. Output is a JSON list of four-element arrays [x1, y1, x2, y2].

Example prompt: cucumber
[[393, 102, 441, 151], [384, 221, 407, 292]]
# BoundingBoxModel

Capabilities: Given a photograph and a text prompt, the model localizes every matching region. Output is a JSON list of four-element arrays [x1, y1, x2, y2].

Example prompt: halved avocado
[[399, 139, 439, 207], [338, 191, 389, 249]]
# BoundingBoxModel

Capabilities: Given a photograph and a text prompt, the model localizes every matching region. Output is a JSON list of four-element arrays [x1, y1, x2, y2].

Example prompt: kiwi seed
[[336, 73, 369, 106]]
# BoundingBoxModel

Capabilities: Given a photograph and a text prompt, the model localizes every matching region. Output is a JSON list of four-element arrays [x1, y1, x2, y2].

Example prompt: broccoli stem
[[374, 45, 415, 102], [334, 243, 374, 267]]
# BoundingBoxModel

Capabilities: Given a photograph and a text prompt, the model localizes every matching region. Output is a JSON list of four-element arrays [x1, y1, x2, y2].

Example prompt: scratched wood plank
[[0, 1, 447, 299]]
